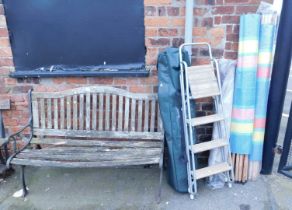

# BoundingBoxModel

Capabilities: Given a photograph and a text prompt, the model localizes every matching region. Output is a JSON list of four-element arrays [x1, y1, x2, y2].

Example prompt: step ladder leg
[[213, 59, 234, 184], [185, 68, 198, 194], [180, 64, 197, 196], [218, 102, 234, 183], [185, 63, 200, 195], [217, 99, 233, 184], [219, 100, 234, 183], [217, 125, 229, 182], [226, 144, 235, 183], [214, 98, 227, 162]]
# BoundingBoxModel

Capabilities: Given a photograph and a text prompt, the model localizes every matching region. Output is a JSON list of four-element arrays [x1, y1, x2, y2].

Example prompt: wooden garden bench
[[5, 86, 164, 200]]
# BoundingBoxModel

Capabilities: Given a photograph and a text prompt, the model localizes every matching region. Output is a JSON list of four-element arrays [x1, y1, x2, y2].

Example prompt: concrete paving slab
[[0, 166, 291, 210]]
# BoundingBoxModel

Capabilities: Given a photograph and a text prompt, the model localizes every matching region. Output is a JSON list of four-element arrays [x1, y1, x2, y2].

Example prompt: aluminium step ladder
[[179, 43, 234, 199]]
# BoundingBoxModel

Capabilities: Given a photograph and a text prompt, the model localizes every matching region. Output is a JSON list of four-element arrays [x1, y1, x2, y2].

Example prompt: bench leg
[[20, 165, 28, 197], [158, 165, 163, 203], [0, 149, 5, 164], [156, 158, 164, 204]]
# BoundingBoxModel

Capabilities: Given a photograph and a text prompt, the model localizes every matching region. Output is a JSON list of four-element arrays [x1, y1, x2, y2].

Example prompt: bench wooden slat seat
[[11, 158, 161, 168], [30, 138, 162, 148], [32, 129, 164, 140], [5, 86, 164, 201], [13, 145, 161, 167]]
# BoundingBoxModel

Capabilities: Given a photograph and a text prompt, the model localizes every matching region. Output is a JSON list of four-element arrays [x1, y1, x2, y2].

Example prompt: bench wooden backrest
[[31, 86, 163, 141]]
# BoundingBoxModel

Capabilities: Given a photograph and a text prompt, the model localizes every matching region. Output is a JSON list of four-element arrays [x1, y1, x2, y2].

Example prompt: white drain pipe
[[184, 0, 194, 57]]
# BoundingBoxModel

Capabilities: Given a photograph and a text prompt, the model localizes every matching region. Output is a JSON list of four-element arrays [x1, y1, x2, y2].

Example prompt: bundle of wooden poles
[[232, 154, 261, 183]]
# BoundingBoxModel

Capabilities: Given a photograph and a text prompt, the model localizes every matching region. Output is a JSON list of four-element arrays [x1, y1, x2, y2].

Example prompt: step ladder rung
[[187, 114, 224, 126], [194, 162, 232, 180], [191, 139, 228, 154], [186, 64, 214, 73], [190, 91, 220, 99], [187, 65, 220, 100]]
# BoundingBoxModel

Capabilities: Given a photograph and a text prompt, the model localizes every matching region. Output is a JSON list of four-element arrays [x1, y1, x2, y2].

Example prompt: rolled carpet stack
[[230, 13, 277, 182], [249, 14, 277, 180], [230, 14, 260, 183]]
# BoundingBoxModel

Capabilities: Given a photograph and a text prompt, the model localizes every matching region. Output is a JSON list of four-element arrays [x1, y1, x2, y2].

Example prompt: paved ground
[[0, 163, 291, 210]]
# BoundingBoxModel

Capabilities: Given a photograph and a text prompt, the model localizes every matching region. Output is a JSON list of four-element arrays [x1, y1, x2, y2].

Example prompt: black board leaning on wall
[[4, 0, 147, 77]]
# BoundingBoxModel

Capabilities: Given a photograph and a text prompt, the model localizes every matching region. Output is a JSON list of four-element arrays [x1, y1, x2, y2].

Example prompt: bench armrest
[[4, 122, 30, 143], [5, 122, 33, 168], [5, 89, 34, 167]]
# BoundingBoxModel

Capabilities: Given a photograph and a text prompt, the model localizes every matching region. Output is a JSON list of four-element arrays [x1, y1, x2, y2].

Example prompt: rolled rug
[[230, 14, 260, 183]]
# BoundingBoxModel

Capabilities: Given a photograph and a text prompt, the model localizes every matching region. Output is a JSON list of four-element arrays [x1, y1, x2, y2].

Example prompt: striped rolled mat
[[249, 14, 277, 180], [230, 14, 260, 183]]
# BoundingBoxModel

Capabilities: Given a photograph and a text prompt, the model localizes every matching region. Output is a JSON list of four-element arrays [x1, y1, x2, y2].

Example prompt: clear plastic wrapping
[[208, 59, 236, 189]]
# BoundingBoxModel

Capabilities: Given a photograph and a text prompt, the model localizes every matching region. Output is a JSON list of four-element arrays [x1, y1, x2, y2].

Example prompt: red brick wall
[[0, 0, 273, 135]]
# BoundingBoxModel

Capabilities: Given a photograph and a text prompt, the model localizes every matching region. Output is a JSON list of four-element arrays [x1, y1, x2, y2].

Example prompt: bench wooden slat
[[32, 86, 158, 100], [98, 93, 104, 131], [22, 147, 162, 154], [66, 96, 71, 129], [32, 100, 39, 128], [31, 138, 162, 148], [144, 100, 149, 132], [105, 93, 110, 131], [86, 93, 91, 130], [92, 93, 97, 129], [17, 154, 160, 162], [20, 147, 161, 156], [79, 94, 84, 130], [16, 154, 161, 163], [40, 98, 45, 129], [16, 149, 160, 162], [33, 129, 164, 140], [111, 95, 117, 131], [11, 157, 160, 168], [130, 99, 136, 131], [53, 98, 58, 129], [137, 100, 143, 132], [124, 97, 130, 131], [157, 107, 162, 132], [73, 95, 78, 130], [118, 96, 123, 131], [60, 98, 65, 129], [47, 98, 52, 129], [150, 99, 156, 132]]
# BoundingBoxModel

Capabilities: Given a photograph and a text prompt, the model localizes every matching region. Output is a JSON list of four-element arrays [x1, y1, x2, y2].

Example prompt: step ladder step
[[191, 139, 228, 154], [195, 162, 232, 180], [189, 91, 220, 100], [187, 65, 220, 99], [187, 114, 224, 126]]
